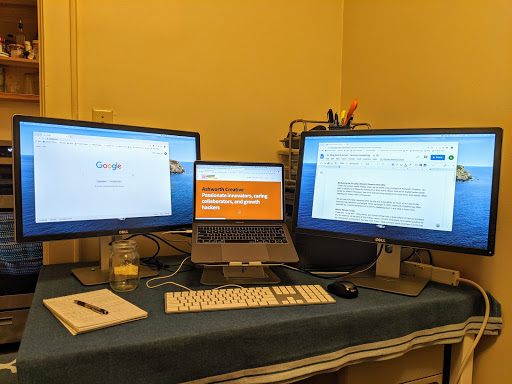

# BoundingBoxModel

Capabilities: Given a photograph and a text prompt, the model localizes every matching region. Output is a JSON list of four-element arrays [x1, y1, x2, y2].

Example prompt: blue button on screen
[[431, 155, 445, 160]]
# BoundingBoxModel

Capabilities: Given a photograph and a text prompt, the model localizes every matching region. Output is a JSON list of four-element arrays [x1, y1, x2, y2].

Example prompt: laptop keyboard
[[196, 225, 288, 244]]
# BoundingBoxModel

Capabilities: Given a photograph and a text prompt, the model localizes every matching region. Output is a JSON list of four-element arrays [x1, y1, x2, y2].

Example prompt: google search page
[[33, 132, 172, 222], [312, 142, 458, 231]]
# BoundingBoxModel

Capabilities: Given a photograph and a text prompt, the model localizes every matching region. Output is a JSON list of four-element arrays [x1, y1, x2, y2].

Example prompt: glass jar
[[23, 73, 34, 94], [32, 40, 38, 60], [109, 240, 140, 292], [8, 44, 24, 58]]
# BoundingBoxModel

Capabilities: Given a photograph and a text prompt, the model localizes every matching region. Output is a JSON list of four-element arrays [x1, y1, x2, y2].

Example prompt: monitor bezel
[[13, 114, 201, 243], [292, 127, 503, 256], [193, 160, 286, 223]]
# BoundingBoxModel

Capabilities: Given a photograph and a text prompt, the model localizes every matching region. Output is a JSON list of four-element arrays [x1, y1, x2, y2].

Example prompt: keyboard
[[165, 284, 336, 313], [196, 225, 288, 244]]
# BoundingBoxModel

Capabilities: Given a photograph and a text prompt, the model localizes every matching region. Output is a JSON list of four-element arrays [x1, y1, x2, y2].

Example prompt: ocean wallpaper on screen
[[19, 121, 198, 237], [296, 134, 497, 251]]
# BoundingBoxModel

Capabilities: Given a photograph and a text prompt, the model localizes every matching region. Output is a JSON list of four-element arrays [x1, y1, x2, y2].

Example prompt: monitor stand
[[72, 236, 158, 286], [200, 264, 280, 285], [344, 244, 429, 296]]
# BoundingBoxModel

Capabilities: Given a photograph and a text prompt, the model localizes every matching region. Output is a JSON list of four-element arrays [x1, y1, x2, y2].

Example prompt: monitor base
[[345, 270, 429, 297], [72, 265, 158, 286], [200, 265, 280, 285]]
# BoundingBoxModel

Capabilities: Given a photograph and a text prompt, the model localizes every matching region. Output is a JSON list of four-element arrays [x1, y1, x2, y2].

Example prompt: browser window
[[33, 132, 172, 222]]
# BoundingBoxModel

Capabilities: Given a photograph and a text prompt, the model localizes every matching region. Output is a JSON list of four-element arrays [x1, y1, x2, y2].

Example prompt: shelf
[[0, 0, 37, 5], [0, 158, 12, 165], [0, 56, 39, 70], [0, 92, 39, 102]]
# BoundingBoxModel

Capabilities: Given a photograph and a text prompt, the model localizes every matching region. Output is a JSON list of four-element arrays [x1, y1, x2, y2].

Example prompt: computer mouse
[[327, 280, 358, 299]]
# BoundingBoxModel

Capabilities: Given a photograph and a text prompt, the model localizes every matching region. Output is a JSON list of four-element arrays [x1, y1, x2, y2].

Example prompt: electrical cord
[[146, 256, 193, 290], [145, 233, 191, 256], [122, 233, 191, 271], [277, 244, 384, 280], [403, 248, 432, 265], [450, 277, 490, 384], [339, 243, 384, 280]]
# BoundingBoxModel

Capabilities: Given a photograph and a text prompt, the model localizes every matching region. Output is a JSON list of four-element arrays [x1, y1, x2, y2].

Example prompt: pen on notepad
[[74, 300, 109, 315]]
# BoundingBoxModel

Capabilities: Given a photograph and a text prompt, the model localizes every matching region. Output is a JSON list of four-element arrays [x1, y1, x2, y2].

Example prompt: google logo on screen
[[96, 161, 122, 170]]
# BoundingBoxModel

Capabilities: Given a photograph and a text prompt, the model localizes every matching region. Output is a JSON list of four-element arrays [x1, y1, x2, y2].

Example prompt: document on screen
[[311, 141, 458, 231]]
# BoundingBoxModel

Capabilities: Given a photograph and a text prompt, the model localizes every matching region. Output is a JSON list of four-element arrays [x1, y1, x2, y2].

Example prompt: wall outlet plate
[[92, 109, 113, 123]]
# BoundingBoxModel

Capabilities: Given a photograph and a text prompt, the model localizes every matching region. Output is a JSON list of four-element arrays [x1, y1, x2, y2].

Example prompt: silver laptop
[[191, 161, 298, 265]]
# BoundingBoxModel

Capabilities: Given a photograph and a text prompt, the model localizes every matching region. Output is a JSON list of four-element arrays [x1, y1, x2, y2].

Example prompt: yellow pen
[[340, 110, 346, 125]]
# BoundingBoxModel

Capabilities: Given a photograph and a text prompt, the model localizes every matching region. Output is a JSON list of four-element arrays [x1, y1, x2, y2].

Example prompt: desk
[[17, 258, 502, 384]]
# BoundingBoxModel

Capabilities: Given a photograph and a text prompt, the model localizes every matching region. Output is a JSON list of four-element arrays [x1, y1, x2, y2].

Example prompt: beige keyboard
[[165, 284, 336, 314]]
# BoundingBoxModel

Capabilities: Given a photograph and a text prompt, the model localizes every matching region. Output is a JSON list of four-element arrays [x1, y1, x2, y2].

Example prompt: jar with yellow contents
[[109, 240, 140, 292]]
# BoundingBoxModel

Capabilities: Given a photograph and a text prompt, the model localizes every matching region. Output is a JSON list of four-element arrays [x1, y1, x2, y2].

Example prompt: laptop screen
[[194, 162, 284, 221]]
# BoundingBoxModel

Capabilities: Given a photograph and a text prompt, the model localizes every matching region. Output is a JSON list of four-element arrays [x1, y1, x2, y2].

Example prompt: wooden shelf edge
[[0, 0, 37, 6], [0, 92, 39, 102], [0, 56, 39, 69]]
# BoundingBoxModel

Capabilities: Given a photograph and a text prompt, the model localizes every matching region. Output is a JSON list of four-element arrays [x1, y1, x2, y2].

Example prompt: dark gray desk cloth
[[17, 258, 502, 384]]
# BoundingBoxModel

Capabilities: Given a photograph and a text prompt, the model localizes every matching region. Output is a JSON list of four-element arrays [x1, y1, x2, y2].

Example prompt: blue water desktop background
[[296, 133, 498, 252], [18, 120, 198, 238]]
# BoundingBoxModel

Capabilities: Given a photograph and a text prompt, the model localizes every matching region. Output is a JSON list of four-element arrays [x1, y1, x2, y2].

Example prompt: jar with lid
[[8, 44, 24, 58], [109, 240, 140, 292]]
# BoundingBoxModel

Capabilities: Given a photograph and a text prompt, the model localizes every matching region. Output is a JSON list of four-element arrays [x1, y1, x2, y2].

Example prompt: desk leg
[[450, 334, 475, 384]]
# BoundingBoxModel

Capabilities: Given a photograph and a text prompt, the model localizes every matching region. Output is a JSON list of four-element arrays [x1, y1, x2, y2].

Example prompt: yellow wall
[[0, 102, 39, 140], [341, 0, 511, 382], [42, 0, 344, 162]]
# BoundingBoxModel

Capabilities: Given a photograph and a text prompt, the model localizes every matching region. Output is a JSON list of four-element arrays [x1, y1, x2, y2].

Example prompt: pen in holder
[[109, 240, 140, 292]]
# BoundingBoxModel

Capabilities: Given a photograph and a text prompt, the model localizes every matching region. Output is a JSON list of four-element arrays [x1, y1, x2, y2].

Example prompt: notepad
[[43, 289, 147, 335]]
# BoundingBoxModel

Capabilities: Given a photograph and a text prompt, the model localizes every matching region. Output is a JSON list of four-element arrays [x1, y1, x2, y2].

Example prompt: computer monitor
[[293, 127, 502, 295], [12, 115, 200, 285]]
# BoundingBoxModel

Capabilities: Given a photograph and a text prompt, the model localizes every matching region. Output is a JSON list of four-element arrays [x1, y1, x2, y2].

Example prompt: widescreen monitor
[[13, 115, 200, 284], [293, 128, 502, 295]]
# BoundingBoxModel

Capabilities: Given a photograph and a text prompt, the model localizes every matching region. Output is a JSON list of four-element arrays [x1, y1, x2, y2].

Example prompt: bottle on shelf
[[16, 20, 25, 46]]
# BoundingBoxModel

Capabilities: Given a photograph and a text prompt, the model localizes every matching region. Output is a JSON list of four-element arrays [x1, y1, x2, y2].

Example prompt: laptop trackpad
[[221, 244, 269, 262]]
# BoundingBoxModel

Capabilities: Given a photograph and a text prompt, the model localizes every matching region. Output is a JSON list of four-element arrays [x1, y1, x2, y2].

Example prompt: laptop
[[191, 161, 299, 264]]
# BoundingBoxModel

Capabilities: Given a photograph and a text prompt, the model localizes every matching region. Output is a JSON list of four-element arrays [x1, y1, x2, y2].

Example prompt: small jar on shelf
[[8, 44, 24, 58]]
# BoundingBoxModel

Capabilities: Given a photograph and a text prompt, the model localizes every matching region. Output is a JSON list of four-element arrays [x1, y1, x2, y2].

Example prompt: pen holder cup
[[109, 240, 140, 292]]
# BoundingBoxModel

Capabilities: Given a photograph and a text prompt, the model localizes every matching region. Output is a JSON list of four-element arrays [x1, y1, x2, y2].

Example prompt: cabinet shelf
[[0, 93, 39, 102], [0, 56, 39, 69]]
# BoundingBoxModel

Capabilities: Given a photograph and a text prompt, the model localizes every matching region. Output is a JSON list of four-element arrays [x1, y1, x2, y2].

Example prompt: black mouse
[[327, 280, 358, 299]]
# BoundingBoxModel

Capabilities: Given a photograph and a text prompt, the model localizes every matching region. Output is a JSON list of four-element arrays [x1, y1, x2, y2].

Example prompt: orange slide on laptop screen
[[191, 161, 298, 271], [195, 179, 283, 221]]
